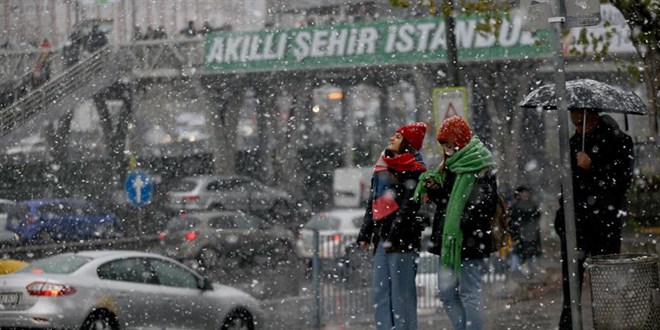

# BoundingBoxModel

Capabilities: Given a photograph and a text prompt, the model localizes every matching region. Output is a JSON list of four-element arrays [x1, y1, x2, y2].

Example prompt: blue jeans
[[437, 258, 486, 330], [373, 244, 418, 330]]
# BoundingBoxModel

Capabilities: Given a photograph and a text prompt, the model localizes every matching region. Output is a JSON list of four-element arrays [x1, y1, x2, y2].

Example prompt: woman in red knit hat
[[414, 116, 498, 330], [357, 122, 427, 330]]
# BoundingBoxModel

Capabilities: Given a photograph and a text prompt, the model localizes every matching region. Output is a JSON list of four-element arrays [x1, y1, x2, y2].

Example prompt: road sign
[[521, 0, 554, 32], [565, 0, 601, 28], [522, 0, 601, 31], [125, 171, 153, 206], [433, 87, 468, 125]]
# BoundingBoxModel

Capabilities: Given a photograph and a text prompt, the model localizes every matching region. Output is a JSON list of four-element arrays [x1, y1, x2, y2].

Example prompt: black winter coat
[[554, 115, 634, 253], [427, 169, 498, 259], [509, 199, 542, 259], [357, 167, 426, 253]]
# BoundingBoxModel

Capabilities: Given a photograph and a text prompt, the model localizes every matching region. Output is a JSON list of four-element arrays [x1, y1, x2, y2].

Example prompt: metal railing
[[118, 38, 204, 78], [0, 47, 65, 82], [308, 231, 443, 327], [0, 38, 208, 138], [0, 45, 117, 138]]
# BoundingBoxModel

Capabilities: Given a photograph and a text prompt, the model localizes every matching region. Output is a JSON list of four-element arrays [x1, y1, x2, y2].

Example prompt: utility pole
[[439, 0, 460, 87]]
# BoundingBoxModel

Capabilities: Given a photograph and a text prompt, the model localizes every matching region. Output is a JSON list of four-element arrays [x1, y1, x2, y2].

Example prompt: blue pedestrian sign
[[125, 171, 153, 206]]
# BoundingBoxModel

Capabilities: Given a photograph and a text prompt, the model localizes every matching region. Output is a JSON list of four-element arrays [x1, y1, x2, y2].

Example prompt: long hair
[[399, 138, 416, 154]]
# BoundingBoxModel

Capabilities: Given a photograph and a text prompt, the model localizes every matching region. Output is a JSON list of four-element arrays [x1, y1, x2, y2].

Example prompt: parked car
[[159, 210, 295, 270], [333, 167, 372, 207], [6, 199, 121, 243], [295, 208, 365, 260], [0, 250, 263, 329], [0, 198, 15, 227], [0, 199, 19, 248], [296, 208, 432, 260], [164, 175, 295, 217], [0, 229, 19, 250]]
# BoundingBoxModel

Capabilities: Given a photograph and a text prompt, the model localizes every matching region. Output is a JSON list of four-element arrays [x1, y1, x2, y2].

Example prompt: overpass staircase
[[0, 46, 125, 147]]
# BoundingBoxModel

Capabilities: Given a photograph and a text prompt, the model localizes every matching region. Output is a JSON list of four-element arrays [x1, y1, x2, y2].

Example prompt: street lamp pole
[[439, 0, 460, 87], [550, 1, 582, 328]]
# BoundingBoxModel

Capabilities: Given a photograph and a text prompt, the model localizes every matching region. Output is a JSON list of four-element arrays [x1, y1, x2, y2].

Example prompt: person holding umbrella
[[520, 78, 644, 329], [555, 108, 634, 329]]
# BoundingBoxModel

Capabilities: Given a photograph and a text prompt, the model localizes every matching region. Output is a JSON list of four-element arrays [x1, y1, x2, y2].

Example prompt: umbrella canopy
[[519, 79, 648, 115]]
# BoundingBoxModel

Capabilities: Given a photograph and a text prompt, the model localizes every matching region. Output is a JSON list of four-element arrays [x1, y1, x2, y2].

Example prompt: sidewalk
[[262, 256, 590, 330], [310, 232, 657, 329]]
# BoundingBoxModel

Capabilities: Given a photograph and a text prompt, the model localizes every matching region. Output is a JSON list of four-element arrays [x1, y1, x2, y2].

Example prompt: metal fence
[[307, 230, 513, 327]]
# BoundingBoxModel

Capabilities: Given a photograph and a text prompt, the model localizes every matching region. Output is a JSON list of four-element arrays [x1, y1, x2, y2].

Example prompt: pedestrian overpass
[[0, 14, 564, 198]]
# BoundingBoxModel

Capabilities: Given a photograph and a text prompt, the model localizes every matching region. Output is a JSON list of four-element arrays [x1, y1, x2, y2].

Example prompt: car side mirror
[[200, 277, 214, 291]]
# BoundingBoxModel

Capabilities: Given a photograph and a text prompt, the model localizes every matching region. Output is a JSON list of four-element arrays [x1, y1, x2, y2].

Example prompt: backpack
[[491, 195, 512, 258]]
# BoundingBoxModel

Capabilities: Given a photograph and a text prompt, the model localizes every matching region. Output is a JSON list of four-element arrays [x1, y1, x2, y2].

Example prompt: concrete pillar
[[205, 76, 244, 175], [255, 79, 276, 184], [94, 82, 133, 185], [274, 79, 310, 201]]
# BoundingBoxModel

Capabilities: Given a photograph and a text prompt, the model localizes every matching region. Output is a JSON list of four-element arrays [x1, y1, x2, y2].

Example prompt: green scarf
[[414, 136, 494, 272]]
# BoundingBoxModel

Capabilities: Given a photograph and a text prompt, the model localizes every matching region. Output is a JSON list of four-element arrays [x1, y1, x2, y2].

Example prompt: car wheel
[[210, 203, 224, 211], [198, 247, 220, 269], [81, 310, 118, 330], [221, 308, 254, 330]]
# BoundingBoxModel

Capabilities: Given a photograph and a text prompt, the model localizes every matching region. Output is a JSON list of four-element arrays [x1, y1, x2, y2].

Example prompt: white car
[[295, 208, 365, 260], [296, 208, 433, 260], [0, 250, 263, 330], [165, 175, 294, 217]]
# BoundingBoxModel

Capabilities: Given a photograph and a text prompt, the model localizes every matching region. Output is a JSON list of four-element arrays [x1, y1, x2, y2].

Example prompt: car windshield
[[17, 254, 91, 274], [166, 217, 200, 231], [168, 179, 198, 192], [305, 215, 341, 230]]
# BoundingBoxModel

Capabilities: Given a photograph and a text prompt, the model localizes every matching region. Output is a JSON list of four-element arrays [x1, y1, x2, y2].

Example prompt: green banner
[[205, 13, 551, 73]]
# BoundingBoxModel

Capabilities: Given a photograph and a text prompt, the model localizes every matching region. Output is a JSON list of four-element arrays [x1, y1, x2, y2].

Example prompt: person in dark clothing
[[414, 115, 497, 330], [155, 26, 168, 39], [181, 21, 197, 37], [508, 185, 542, 275], [555, 109, 634, 330], [199, 21, 214, 35], [31, 39, 52, 87], [132, 26, 143, 41], [62, 39, 80, 67], [143, 25, 156, 40], [84, 25, 108, 53], [357, 122, 427, 330]]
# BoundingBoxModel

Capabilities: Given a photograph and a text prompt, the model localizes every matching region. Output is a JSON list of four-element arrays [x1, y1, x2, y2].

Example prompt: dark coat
[[357, 167, 426, 253], [509, 199, 541, 260], [554, 115, 634, 254], [426, 169, 498, 259]]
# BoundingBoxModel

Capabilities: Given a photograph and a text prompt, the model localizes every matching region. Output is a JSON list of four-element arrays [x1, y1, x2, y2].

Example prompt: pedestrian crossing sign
[[433, 87, 468, 127]]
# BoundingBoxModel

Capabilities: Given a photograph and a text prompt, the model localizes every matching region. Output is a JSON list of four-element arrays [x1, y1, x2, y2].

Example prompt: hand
[[576, 152, 592, 170], [424, 177, 439, 189], [358, 241, 370, 250]]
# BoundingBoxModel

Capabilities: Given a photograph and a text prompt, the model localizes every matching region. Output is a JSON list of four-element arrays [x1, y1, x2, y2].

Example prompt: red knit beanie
[[437, 116, 472, 149], [396, 122, 427, 151]]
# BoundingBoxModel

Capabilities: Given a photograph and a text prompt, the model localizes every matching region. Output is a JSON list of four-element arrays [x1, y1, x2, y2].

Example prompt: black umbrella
[[520, 78, 648, 151], [519, 78, 648, 115]]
